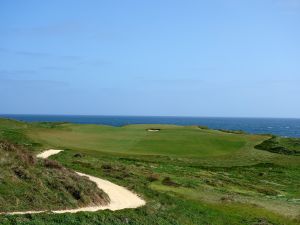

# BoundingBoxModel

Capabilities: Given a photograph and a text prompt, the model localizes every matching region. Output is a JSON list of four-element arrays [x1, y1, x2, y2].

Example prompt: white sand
[[36, 149, 63, 159], [1, 150, 145, 215]]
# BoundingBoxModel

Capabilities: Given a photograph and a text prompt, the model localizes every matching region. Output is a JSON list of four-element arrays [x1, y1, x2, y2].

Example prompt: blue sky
[[0, 0, 299, 117]]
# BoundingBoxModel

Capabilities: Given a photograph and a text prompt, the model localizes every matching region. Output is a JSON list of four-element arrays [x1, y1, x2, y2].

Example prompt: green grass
[[26, 123, 267, 158], [255, 136, 300, 155], [0, 141, 109, 213], [0, 118, 299, 225]]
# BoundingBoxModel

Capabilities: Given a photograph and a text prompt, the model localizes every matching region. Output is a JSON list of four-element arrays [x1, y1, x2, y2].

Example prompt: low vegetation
[[255, 136, 300, 155], [217, 129, 247, 134], [0, 141, 109, 213], [0, 118, 299, 225]]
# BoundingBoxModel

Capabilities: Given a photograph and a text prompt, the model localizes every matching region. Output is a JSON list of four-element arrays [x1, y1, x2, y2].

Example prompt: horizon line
[[0, 113, 300, 120]]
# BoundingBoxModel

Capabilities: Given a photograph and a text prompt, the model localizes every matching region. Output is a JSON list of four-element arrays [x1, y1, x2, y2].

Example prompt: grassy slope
[[0, 118, 299, 225], [0, 141, 109, 213], [0, 119, 110, 212], [255, 136, 300, 155]]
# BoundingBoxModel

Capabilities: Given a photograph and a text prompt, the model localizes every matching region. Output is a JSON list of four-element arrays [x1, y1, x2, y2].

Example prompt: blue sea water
[[1, 115, 300, 138]]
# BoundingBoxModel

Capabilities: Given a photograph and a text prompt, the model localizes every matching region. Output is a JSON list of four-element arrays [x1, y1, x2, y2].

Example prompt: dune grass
[[0, 141, 109, 213]]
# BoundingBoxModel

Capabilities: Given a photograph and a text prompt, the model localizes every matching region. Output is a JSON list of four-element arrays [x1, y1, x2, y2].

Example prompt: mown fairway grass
[[0, 118, 299, 225], [26, 123, 266, 158]]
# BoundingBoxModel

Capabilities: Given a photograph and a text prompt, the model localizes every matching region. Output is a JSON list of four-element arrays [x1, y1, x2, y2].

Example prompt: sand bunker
[[1, 150, 145, 215]]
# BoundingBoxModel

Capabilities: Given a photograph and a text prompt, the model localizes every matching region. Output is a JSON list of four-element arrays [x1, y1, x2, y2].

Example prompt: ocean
[[1, 115, 300, 138]]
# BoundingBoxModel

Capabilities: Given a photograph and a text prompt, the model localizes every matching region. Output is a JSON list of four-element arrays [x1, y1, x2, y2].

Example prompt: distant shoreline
[[1, 115, 300, 138], [1, 114, 299, 120]]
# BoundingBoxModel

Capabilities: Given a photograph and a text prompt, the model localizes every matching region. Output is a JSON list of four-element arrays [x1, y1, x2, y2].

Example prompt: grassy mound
[[255, 136, 300, 155], [0, 141, 109, 213]]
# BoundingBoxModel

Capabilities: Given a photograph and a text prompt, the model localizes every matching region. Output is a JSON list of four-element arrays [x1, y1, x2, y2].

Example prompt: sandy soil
[[2, 150, 145, 215]]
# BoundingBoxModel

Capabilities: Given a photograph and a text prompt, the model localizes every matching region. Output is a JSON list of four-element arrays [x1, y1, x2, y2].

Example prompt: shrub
[[220, 195, 234, 203], [73, 153, 83, 158], [218, 129, 247, 134], [13, 166, 31, 180], [0, 141, 18, 152], [44, 159, 63, 169], [66, 185, 82, 200], [147, 174, 159, 182], [0, 141, 36, 166], [162, 177, 179, 187], [256, 187, 279, 196], [101, 164, 112, 170], [73, 160, 92, 168], [17, 151, 36, 166]]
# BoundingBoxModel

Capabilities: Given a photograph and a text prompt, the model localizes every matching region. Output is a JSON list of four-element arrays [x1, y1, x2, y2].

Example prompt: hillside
[[0, 141, 109, 213]]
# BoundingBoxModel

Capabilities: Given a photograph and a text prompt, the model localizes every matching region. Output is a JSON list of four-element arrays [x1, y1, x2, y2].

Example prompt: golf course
[[0, 118, 299, 224]]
